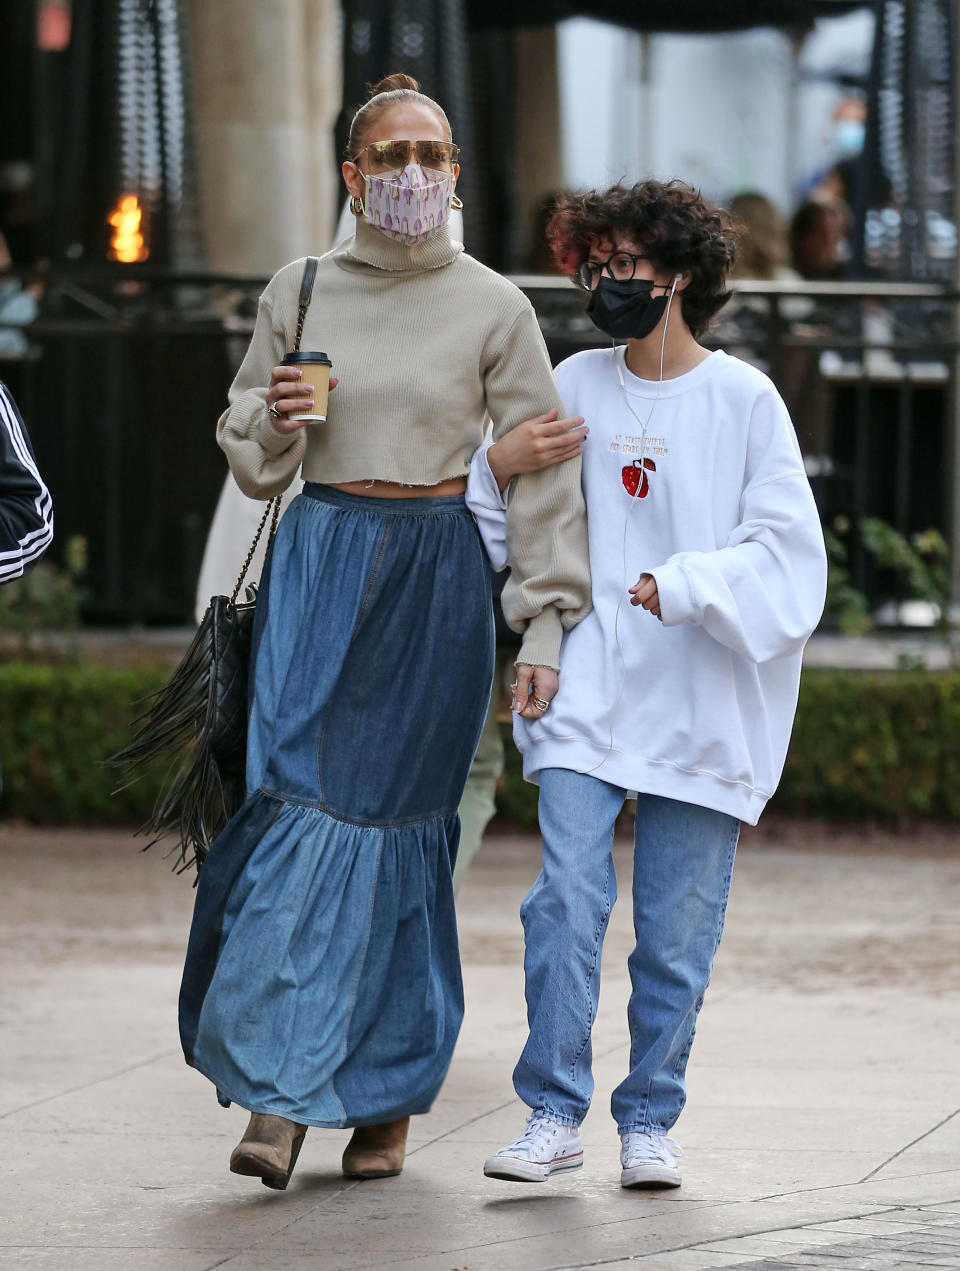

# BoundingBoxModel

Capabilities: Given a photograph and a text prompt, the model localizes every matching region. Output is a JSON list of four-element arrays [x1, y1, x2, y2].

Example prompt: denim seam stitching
[[330, 826, 385, 1114], [315, 719, 327, 805], [259, 786, 315, 808], [315, 518, 392, 799], [316, 800, 458, 829], [568, 852, 612, 1086], [258, 787, 457, 829], [350, 519, 393, 639], [666, 820, 739, 1105]]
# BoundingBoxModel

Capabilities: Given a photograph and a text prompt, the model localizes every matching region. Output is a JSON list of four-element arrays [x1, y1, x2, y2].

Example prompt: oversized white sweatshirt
[[466, 347, 828, 825]]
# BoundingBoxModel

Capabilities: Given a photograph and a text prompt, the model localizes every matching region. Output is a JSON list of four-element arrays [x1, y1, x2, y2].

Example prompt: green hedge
[[775, 669, 960, 821], [0, 664, 169, 824], [499, 669, 960, 826], [2, 664, 960, 826]]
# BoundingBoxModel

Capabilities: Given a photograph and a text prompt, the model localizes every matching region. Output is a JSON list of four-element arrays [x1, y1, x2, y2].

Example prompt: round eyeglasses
[[574, 251, 670, 292]]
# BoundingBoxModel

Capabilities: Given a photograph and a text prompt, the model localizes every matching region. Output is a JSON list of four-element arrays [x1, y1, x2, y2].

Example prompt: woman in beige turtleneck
[[179, 73, 591, 1190]]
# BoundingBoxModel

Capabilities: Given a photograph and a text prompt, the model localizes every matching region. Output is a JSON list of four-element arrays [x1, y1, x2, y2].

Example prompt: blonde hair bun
[[369, 73, 421, 98]]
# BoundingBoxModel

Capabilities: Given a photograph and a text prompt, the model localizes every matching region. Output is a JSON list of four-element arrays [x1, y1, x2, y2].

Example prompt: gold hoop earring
[[451, 194, 464, 211], [349, 195, 364, 217]]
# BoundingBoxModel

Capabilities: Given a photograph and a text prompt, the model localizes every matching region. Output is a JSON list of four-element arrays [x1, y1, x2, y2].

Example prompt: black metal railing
[[2, 270, 957, 624]]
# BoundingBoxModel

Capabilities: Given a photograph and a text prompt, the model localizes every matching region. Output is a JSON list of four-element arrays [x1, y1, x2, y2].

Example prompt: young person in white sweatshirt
[[467, 179, 828, 1190]]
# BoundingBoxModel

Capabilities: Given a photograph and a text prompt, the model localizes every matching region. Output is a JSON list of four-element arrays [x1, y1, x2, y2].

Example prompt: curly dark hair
[[548, 179, 738, 338]]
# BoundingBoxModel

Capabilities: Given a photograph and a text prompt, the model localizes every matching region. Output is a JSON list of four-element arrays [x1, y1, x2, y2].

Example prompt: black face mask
[[586, 276, 669, 340]]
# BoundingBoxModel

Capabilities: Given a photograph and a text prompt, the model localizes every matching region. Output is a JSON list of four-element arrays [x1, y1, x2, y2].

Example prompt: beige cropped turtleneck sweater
[[217, 217, 591, 669]]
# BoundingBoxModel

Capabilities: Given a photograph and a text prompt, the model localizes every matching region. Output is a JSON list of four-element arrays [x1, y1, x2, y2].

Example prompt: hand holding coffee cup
[[266, 356, 336, 433]]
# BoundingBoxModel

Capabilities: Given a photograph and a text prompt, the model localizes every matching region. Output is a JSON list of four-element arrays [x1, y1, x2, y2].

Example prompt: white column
[[186, 0, 342, 274]]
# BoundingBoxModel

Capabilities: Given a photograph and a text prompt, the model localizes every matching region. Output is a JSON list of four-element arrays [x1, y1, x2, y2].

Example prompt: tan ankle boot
[[230, 1113, 307, 1190], [341, 1116, 410, 1178]]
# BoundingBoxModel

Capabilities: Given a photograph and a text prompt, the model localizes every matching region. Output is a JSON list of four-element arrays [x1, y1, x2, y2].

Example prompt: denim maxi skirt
[[179, 484, 495, 1128]]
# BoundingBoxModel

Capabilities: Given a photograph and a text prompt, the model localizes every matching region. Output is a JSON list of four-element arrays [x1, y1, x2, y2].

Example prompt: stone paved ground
[[628, 1208, 960, 1269], [0, 818, 958, 1271]]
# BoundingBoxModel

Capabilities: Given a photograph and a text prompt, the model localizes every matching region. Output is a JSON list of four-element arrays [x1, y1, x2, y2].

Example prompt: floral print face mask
[[362, 163, 455, 246]]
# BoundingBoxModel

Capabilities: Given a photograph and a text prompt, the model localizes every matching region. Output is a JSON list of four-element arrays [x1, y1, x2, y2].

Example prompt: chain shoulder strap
[[229, 496, 281, 604]]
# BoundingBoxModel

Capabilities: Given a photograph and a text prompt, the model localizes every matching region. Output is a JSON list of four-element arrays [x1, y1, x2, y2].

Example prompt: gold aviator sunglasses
[[352, 139, 460, 171]]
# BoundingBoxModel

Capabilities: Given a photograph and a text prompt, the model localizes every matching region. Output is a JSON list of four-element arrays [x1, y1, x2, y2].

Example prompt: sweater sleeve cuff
[[516, 606, 564, 671], [239, 394, 302, 458], [649, 561, 696, 627]]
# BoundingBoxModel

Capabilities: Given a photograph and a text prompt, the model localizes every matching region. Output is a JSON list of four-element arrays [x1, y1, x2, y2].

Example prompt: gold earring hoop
[[451, 194, 464, 211], [349, 195, 365, 217]]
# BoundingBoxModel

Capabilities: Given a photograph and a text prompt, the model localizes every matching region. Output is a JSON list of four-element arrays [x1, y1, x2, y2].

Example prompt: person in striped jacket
[[0, 379, 52, 586], [0, 379, 53, 793]]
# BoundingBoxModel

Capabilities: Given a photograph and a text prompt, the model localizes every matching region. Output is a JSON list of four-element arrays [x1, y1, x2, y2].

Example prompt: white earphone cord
[[582, 274, 681, 778]]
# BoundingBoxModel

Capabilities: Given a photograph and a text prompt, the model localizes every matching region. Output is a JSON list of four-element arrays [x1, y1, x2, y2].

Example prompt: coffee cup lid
[[282, 351, 332, 365]]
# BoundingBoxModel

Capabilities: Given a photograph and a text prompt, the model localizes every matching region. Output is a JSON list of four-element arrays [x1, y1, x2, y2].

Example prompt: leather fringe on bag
[[107, 256, 320, 876], [107, 499, 280, 874]]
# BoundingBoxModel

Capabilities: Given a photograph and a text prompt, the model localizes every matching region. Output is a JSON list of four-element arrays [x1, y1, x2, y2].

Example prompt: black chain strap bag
[[108, 257, 319, 874]]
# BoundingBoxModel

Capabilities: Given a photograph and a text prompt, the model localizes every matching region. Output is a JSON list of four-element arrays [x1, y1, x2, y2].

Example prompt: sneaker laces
[[498, 1112, 565, 1160], [621, 1131, 682, 1165]]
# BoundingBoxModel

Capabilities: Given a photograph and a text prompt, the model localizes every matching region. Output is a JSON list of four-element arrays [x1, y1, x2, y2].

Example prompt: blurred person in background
[[726, 191, 815, 435], [728, 192, 799, 285], [789, 196, 860, 470], [790, 196, 851, 281], [0, 162, 38, 271], [179, 72, 591, 1192], [0, 231, 39, 360], [0, 165, 41, 363], [727, 191, 809, 339], [805, 94, 867, 208], [0, 381, 52, 585], [0, 380, 53, 793]]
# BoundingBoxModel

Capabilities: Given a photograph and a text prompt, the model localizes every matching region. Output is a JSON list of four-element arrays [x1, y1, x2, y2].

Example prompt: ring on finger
[[532, 696, 550, 712], [268, 401, 282, 419]]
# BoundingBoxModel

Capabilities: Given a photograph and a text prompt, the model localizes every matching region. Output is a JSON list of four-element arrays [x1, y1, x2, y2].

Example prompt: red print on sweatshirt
[[622, 457, 656, 498]]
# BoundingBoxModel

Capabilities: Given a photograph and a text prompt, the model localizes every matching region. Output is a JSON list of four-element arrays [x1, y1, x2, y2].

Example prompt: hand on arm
[[511, 664, 560, 719], [487, 408, 587, 492]]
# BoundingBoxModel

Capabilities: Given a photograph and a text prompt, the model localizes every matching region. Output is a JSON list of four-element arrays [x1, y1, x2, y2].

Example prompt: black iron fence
[[2, 269, 958, 624]]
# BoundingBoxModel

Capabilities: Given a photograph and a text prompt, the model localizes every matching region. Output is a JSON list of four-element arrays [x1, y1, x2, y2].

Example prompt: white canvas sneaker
[[619, 1131, 683, 1188], [483, 1113, 584, 1182]]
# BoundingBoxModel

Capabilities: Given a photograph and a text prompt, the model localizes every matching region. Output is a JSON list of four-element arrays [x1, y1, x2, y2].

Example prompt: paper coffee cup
[[282, 351, 333, 421]]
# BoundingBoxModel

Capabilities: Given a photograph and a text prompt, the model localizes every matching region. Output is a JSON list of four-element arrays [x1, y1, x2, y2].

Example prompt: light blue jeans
[[514, 768, 740, 1135]]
